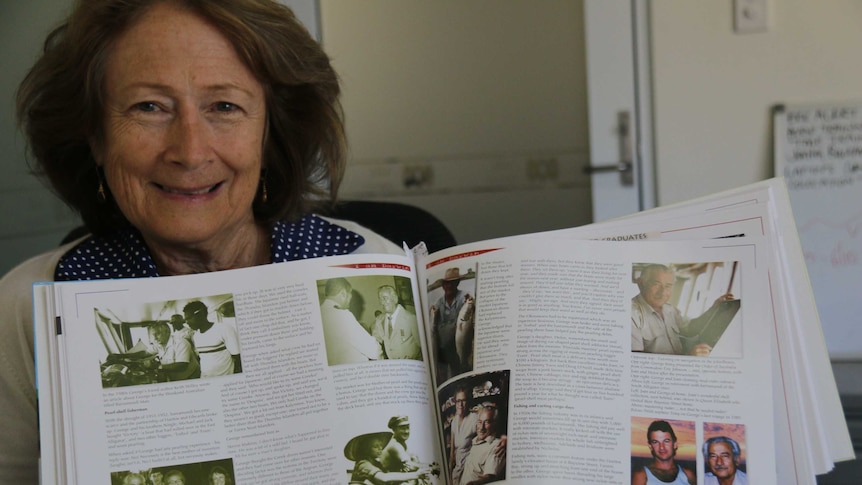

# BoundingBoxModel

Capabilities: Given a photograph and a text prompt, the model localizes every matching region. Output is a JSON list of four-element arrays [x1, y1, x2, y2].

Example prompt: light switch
[[734, 0, 769, 34]]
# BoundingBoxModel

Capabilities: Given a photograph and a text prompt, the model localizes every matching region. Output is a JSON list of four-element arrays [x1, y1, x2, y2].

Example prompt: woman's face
[[368, 438, 385, 458], [97, 2, 267, 249]]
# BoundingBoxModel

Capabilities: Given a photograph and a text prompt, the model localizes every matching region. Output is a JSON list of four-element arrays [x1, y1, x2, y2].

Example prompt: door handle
[[583, 161, 632, 174], [583, 111, 634, 186]]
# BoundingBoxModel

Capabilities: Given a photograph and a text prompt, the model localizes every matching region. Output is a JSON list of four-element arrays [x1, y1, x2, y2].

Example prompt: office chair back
[[326, 200, 456, 253], [61, 200, 457, 253]]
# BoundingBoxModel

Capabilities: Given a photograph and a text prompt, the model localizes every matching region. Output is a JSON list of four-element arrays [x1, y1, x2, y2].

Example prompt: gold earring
[[97, 180, 106, 203], [262, 182, 268, 203]]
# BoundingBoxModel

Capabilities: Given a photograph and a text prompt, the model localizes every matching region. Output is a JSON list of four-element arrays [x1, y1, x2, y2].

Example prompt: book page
[[34, 283, 66, 485], [418, 236, 776, 485], [548, 203, 817, 482], [559, 179, 852, 475], [39, 253, 444, 484]]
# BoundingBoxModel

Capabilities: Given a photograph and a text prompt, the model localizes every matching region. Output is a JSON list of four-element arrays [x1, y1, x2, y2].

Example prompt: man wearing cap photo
[[379, 415, 438, 483], [345, 430, 433, 483]]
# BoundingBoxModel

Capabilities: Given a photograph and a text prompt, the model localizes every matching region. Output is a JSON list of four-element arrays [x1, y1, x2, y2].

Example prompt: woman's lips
[[156, 182, 223, 195]]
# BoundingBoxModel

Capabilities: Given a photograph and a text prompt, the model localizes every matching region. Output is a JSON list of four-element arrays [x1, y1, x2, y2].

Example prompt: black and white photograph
[[318, 275, 423, 366], [342, 414, 442, 484], [110, 457, 234, 485], [95, 294, 241, 388]]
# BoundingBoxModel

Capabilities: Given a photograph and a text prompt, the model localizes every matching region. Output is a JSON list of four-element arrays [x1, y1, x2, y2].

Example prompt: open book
[[34, 178, 853, 485]]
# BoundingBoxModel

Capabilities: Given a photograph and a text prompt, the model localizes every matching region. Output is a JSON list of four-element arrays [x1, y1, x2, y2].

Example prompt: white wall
[[650, 0, 862, 205]]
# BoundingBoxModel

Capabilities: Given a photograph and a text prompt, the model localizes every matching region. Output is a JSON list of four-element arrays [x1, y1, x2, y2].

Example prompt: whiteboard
[[773, 102, 862, 360]]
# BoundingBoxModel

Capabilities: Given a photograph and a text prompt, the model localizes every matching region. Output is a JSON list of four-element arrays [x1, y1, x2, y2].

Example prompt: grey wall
[[7, 1, 862, 272], [0, 0, 79, 276], [320, 0, 593, 244], [0, 0, 593, 276]]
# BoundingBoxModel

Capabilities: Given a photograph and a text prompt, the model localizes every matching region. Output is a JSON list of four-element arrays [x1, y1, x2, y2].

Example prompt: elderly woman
[[1, 0, 400, 481]]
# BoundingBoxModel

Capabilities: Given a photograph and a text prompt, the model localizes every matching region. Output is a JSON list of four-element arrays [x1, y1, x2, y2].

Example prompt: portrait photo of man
[[631, 418, 697, 485], [703, 422, 748, 485]]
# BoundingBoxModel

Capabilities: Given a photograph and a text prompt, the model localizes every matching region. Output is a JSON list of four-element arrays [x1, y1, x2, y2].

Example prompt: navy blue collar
[[55, 214, 364, 281]]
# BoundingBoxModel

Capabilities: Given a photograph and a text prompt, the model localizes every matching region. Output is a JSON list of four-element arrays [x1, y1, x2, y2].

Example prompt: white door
[[584, 0, 655, 221]]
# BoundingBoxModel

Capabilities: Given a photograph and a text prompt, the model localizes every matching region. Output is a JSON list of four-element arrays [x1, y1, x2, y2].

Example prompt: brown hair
[[17, 0, 345, 235], [647, 420, 678, 443]]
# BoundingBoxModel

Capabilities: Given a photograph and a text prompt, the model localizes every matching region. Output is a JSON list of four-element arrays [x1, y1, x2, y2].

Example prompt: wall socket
[[403, 164, 433, 189], [526, 158, 559, 182], [734, 0, 769, 34]]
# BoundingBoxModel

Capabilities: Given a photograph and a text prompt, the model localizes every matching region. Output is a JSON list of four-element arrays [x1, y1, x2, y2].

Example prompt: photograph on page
[[110, 457, 235, 485], [631, 262, 741, 358], [94, 293, 240, 387], [438, 370, 510, 485], [317, 275, 423, 365], [426, 263, 479, 384], [631, 417, 697, 485], [703, 422, 748, 485], [338, 410, 443, 484]]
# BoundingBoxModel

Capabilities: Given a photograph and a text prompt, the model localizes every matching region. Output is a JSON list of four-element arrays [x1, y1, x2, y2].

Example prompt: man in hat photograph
[[429, 267, 473, 380]]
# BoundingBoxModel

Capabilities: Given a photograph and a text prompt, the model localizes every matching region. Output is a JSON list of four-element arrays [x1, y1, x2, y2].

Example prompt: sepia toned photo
[[630, 262, 742, 357], [110, 457, 234, 485], [96, 294, 241, 388], [427, 264, 478, 383], [318, 275, 423, 366], [343, 414, 441, 484], [438, 370, 509, 485], [703, 422, 748, 485], [631, 417, 697, 485]]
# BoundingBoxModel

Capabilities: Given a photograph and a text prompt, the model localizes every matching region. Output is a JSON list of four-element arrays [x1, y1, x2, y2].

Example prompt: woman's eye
[[133, 101, 160, 112], [214, 102, 239, 113]]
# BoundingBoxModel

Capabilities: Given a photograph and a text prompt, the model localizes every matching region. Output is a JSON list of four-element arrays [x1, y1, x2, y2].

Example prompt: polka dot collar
[[54, 214, 365, 281]]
